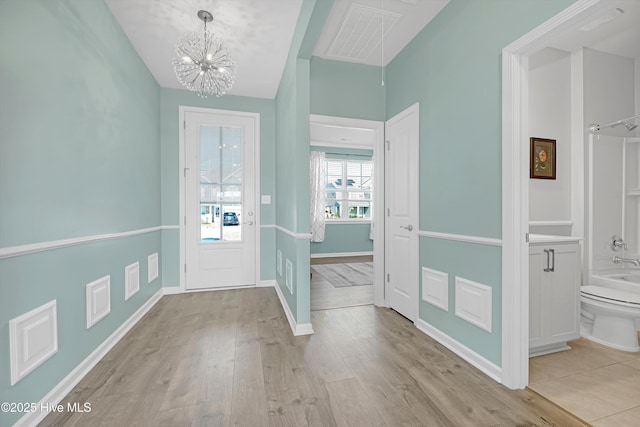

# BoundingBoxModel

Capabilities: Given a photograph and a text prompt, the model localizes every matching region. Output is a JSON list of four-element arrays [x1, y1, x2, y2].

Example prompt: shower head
[[589, 114, 640, 134], [611, 121, 638, 132]]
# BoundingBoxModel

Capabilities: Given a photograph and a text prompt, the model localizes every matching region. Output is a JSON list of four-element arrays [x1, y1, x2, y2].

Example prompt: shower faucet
[[613, 256, 640, 267], [611, 235, 627, 252]]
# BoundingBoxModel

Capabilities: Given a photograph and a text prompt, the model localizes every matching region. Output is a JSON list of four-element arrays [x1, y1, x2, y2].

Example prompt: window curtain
[[310, 151, 326, 242], [369, 154, 375, 240]]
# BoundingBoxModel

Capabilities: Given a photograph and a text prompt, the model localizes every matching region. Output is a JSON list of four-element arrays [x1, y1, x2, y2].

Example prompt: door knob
[[400, 224, 414, 231], [245, 221, 254, 226]]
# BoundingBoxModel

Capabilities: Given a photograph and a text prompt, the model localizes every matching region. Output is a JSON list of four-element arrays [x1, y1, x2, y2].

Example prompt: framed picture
[[530, 137, 556, 179]]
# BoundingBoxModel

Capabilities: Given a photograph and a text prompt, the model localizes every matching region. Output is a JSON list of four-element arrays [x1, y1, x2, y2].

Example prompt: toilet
[[581, 285, 640, 352]]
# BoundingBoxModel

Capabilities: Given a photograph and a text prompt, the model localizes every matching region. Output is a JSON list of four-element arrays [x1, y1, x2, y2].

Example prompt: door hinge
[[387, 208, 390, 217], [184, 264, 187, 273], [525, 232, 530, 243], [184, 167, 189, 177], [183, 120, 186, 129], [386, 140, 390, 151], [386, 273, 390, 282]]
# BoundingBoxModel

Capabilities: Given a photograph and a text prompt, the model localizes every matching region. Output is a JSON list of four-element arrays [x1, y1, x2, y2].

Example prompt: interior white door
[[184, 111, 257, 289], [385, 103, 419, 321]]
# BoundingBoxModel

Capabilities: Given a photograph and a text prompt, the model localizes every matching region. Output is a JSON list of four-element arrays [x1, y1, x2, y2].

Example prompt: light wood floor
[[529, 335, 640, 426], [310, 256, 374, 311], [42, 287, 587, 426]]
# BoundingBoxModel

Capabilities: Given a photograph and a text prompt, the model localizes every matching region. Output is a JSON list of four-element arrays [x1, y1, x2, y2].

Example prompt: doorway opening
[[309, 115, 385, 312], [503, 1, 640, 423]]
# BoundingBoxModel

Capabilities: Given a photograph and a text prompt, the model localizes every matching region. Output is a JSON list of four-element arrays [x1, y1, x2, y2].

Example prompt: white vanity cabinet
[[529, 235, 581, 357]]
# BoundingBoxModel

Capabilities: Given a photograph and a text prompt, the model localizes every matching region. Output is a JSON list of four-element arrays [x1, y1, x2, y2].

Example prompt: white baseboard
[[15, 289, 164, 427], [273, 281, 314, 336], [257, 280, 276, 287], [162, 286, 183, 295], [310, 251, 373, 259], [415, 318, 502, 384]]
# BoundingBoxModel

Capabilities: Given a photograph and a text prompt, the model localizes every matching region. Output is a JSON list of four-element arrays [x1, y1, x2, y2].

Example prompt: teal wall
[[0, 1, 161, 425], [385, 0, 575, 365], [310, 57, 385, 121], [159, 88, 277, 284], [311, 223, 373, 255]]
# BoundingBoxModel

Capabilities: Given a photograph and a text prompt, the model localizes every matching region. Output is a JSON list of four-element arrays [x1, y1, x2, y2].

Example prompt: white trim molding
[[501, 0, 605, 390], [0, 226, 174, 260], [418, 230, 502, 247], [15, 290, 163, 427], [10, 300, 58, 386], [416, 318, 502, 384], [421, 267, 449, 312], [528, 220, 573, 227], [454, 277, 492, 333], [273, 280, 314, 336], [257, 280, 276, 288], [86, 276, 111, 329], [274, 225, 312, 240]]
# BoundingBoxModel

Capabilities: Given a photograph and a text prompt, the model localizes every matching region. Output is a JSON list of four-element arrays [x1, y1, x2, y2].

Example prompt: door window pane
[[199, 125, 243, 242]]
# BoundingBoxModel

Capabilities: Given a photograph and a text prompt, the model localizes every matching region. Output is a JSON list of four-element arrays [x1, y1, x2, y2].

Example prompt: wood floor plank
[[325, 377, 387, 427], [40, 290, 589, 427]]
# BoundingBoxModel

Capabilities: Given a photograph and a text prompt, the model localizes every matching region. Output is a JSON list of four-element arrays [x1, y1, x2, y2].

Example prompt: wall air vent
[[325, 3, 401, 63]]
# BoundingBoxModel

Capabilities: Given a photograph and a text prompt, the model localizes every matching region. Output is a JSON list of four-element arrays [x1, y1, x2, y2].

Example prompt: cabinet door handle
[[549, 249, 555, 272], [543, 249, 550, 272]]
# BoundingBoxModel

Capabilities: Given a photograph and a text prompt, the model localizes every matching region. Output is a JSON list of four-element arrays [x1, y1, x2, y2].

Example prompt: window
[[325, 159, 372, 220]]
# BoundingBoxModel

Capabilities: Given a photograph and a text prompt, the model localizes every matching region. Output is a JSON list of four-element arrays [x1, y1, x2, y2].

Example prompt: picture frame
[[530, 137, 556, 179]]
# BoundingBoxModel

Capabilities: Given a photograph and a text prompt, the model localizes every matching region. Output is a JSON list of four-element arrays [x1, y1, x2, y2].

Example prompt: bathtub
[[591, 271, 640, 293]]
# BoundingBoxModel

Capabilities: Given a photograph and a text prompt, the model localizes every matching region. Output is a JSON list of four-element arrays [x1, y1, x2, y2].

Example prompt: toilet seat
[[581, 285, 640, 307]]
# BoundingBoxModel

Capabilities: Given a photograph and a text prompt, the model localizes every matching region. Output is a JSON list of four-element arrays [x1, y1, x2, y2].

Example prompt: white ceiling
[[104, 0, 450, 99], [545, 0, 640, 59], [104, 0, 304, 99], [314, 0, 449, 66]]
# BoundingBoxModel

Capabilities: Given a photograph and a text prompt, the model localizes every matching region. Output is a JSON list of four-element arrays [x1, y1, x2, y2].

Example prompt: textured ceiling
[[104, 0, 303, 99], [104, 0, 450, 99]]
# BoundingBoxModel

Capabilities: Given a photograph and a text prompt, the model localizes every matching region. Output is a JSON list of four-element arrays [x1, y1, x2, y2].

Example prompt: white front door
[[184, 110, 257, 290], [385, 103, 419, 321]]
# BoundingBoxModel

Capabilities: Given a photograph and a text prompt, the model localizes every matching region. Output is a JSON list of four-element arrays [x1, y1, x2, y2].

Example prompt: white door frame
[[501, 0, 607, 388], [178, 106, 261, 292], [309, 114, 386, 306]]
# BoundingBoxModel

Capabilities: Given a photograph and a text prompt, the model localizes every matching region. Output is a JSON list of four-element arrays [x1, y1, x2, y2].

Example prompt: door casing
[[179, 106, 261, 292]]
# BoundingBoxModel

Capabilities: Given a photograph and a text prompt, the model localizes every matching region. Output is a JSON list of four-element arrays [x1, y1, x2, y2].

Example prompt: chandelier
[[173, 10, 236, 98]]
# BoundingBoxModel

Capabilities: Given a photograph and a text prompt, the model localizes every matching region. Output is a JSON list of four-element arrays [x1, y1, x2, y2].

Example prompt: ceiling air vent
[[325, 3, 401, 62]]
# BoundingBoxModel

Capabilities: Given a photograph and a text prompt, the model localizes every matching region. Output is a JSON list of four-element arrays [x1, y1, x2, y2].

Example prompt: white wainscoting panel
[[277, 250, 283, 276], [86, 275, 111, 329], [148, 252, 159, 283], [125, 262, 140, 301], [285, 259, 293, 294], [455, 277, 492, 332], [10, 300, 58, 385], [422, 267, 449, 312]]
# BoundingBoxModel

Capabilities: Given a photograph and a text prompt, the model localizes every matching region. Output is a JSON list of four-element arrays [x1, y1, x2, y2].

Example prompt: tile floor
[[529, 335, 640, 426]]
